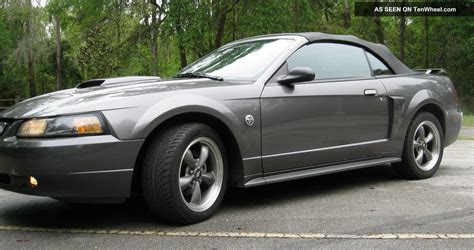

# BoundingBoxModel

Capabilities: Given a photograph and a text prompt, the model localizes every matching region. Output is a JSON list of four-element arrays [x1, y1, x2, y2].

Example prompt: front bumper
[[0, 121, 144, 200]]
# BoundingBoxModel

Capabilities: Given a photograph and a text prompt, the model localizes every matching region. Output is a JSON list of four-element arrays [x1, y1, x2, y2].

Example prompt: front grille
[[0, 122, 8, 136], [0, 119, 13, 137]]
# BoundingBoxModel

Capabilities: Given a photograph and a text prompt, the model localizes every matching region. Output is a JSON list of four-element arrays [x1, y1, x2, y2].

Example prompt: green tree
[[0, 0, 471, 112]]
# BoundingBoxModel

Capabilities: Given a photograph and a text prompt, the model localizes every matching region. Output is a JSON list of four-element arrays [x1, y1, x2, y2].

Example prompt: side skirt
[[244, 157, 401, 188]]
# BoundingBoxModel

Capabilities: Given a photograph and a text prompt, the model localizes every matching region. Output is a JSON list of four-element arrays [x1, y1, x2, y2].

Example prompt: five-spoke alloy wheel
[[412, 121, 441, 171], [178, 137, 224, 212], [395, 112, 444, 179], [142, 123, 228, 224]]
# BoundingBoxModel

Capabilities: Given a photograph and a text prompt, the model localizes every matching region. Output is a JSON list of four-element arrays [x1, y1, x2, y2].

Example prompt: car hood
[[0, 78, 238, 119]]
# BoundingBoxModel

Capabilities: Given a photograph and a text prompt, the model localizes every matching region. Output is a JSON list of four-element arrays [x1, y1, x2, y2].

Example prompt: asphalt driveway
[[0, 139, 473, 249]]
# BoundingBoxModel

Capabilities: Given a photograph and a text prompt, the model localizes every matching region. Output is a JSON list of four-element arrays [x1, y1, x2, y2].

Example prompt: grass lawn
[[463, 114, 474, 127], [459, 114, 474, 140]]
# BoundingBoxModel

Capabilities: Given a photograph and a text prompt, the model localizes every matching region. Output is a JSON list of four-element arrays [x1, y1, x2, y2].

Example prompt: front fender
[[133, 94, 244, 140], [130, 94, 261, 161], [102, 93, 263, 181]]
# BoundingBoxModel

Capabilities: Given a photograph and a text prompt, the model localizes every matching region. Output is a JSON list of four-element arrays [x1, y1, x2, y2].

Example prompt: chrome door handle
[[364, 89, 378, 96]]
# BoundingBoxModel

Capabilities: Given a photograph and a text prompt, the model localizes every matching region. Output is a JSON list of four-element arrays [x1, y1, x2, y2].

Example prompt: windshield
[[177, 39, 293, 81]]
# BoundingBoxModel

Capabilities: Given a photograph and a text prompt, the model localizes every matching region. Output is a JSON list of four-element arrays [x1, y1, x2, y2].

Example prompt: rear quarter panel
[[379, 73, 461, 155]]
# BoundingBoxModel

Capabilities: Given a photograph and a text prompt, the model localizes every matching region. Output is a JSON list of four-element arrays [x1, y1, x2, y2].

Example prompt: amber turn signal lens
[[17, 114, 106, 138], [73, 116, 104, 134], [28, 176, 38, 188], [17, 119, 48, 137]]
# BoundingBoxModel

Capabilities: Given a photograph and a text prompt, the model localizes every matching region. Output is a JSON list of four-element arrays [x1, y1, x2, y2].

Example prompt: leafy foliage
[[0, 0, 472, 111]]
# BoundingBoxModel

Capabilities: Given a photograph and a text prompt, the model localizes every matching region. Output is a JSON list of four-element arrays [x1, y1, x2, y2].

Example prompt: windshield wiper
[[174, 72, 223, 81]]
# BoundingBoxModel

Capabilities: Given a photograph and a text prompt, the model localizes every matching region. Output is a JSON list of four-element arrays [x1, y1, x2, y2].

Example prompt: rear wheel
[[142, 123, 227, 224], [394, 112, 444, 179]]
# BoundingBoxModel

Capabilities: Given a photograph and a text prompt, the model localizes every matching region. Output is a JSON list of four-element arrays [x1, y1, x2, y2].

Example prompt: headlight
[[17, 114, 107, 138]]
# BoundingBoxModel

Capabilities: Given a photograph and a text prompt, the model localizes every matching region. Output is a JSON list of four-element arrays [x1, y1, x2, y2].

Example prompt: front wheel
[[142, 123, 227, 224], [394, 112, 444, 179]]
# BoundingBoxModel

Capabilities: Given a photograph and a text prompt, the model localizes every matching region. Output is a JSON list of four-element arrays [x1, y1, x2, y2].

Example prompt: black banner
[[355, 2, 474, 16]]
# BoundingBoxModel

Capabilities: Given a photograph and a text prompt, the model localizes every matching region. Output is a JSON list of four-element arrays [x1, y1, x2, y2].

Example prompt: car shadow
[[0, 164, 401, 229], [223, 164, 400, 208]]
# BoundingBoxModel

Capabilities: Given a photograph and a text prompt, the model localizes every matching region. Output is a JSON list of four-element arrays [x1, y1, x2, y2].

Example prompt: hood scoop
[[76, 76, 161, 89]]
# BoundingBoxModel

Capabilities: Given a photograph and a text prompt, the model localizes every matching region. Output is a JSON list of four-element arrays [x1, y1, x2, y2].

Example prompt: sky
[[32, 0, 47, 7]]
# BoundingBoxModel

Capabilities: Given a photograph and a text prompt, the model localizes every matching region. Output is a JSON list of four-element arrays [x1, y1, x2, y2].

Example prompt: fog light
[[28, 176, 38, 188]]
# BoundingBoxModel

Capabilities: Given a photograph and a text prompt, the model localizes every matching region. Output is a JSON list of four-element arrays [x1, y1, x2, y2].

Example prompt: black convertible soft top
[[298, 32, 412, 74], [236, 32, 413, 75]]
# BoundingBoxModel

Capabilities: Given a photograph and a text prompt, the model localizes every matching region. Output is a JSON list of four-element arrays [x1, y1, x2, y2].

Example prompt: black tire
[[142, 123, 228, 224], [394, 112, 444, 179]]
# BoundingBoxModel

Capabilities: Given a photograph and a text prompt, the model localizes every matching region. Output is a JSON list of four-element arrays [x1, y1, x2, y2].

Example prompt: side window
[[366, 52, 394, 76], [287, 43, 372, 80]]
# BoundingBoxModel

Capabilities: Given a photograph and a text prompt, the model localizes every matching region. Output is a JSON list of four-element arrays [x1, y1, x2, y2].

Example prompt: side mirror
[[277, 67, 315, 85]]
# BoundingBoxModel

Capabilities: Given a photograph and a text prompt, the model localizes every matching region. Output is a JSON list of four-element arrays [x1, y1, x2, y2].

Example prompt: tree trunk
[[373, 0, 384, 44], [215, 0, 239, 49], [0, 50, 3, 79], [26, 0, 36, 97], [116, 0, 122, 43], [293, 0, 299, 32], [175, 19, 187, 68], [54, 15, 62, 90], [374, 16, 384, 44], [399, 14, 406, 62], [343, 0, 351, 29], [141, 0, 149, 71], [424, 15, 429, 68], [232, 6, 236, 41], [215, 11, 227, 48], [324, 1, 329, 23], [150, 2, 158, 75]]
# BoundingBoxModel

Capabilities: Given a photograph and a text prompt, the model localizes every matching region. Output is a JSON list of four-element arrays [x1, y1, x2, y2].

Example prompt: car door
[[260, 42, 390, 173]]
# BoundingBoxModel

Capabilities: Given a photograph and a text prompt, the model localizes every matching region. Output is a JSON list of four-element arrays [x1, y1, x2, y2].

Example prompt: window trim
[[297, 76, 377, 85], [267, 62, 377, 86], [363, 49, 374, 77], [268, 75, 378, 86], [363, 49, 395, 76], [285, 41, 377, 81]]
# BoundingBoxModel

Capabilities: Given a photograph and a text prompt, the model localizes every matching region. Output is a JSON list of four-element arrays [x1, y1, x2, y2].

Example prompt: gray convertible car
[[0, 32, 462, 224]]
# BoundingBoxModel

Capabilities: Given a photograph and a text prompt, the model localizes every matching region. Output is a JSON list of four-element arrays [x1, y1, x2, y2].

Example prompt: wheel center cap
[[195, 169, 202, 179]]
